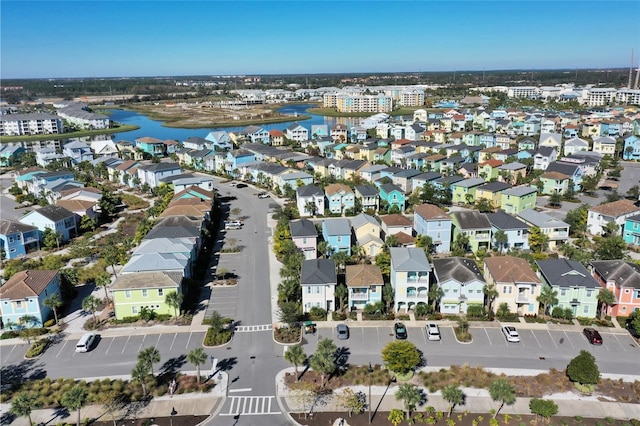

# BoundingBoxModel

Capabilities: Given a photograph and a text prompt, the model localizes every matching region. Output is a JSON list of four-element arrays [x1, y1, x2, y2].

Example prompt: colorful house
[[325, 183, 355, 215], [296, 185, 325, 217], [413, 203, 452, 253], [478, 159, 503, 180], [290, 219, 318, 260], [487, 210, 530, 251], [379, 182, 405, 212], [623, 214, 640, 246], [322, 218, 352, 255], [346, 264, 384, 310], [301, 259, 337, 313], [500, 186, 537, 214], [452, 211, 492, 253], [474, 182, 512, 209], [110, 271, 183, 320], [350, 213, 383, 258], [539, 171, 570, 195], [451, 178, 485, 205], [484, 256, 542, 316], [587, 199, 640, 236], [390, 247, 432, 312], [517, 208, 569, 249], [0, 220, 40, 259], [135, 137, 166, 157], [433, 257, 485, 314], [19, 205, 76, 243], [590, 260, 640, 317], [0, 270, 61, 327]]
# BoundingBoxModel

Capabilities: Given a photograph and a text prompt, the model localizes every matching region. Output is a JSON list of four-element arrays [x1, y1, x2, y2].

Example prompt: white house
[[587, 199, 640, 236], [296, 185, 325, 217], [19, 205, 77, 243], [137, 162, 182, 188], [432, 257, 485, 314], [300, 259, 337, 313], [390, 247, 431, 312]]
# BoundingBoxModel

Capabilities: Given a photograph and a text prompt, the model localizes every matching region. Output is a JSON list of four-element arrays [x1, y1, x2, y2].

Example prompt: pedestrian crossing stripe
[[234, 324, 273, 332], [220, 396, 281, 416]]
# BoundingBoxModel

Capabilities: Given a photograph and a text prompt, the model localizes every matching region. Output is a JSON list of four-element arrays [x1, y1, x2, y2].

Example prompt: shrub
[[203, 327, 233, 346], [25, 339, 49, 358], [1, 331, 19, 339], [332, 311, 347, 321], [551, 306, 565, 319], [466, 304, 485, 319], [414, 303, 433, 318], [567, 350, 600, 385], [308, 306, 327, 321], [43, 319, 56, 328]]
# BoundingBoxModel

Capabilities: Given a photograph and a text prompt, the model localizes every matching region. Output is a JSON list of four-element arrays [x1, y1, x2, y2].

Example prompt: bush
[[308, 306, 327, 321], [1, 331, 19, 339], [43, 319, 56, 328], [466, 304, 485, 320], [567, 350, 600, 386], [414, 303, 433, 318], [26, 339, 49, 358], [551, 306, 565, 319], [203, 327, 233, 346], [332, 311, 347, 321]]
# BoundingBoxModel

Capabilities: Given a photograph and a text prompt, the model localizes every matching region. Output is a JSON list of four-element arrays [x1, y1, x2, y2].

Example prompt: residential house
[[322, 218, 352, 255], [536, 259, 601, 318], [390, 247, 432, 312], [241, 125, 270, 144], [623, 214, 640, 246], [380, 214, 413, 240], [440, 156, 465, 175], [277, 170, 313, 193], [475, 182, 512, 209], [35, 148, 66, 167], [539, 171, 571, 195], [0, 220, 40, 259], [286, 122, 309, 142], [110, 271, 183, 320], [518, 137, 536, 152], [325, 183, 355, 215], [225, 149, 256, 176], [290, 219, 318, 260], [496, 162, 527, 185], [55, 199, 99, 228], [311, 125, 329, 139], [350, 213, 383, 258], [144, 216, 204, 254], [451, 178, 485, 205], [135, 137, 166, 157], [484, 256, 542, 316], [623, 135, 640, 160], [424, 154, 446, 173], [269, 130, 285, 146], [588, 199, 640, 236], [331, 124, 348, 142], [413, 203, 452, 253], [137, 162, 182, 188], [500, 186, 537, 215], [173, 176, 214, 193], [563, 137, 589, 156], [487, 210, 530, 251], [517, 208, 569, 249], [354, 185, 379, 212], [19, 205, 76, 243], [62, 141, 93, 164], [296, 185, 325, 217], [411, 172, 441, 192], [592, 136, 617, 156], [590, 260, 640, 317], [0, 145, 25, 167], [182, 137, 211, 151], [433, 257, 485, 314], [451, 211, 492, 253], [478, 159, 503, 180], [121, 251, 192, 278], [205, 131, 233, 150], [116, 140, 144, 160], [0, 270, 61, 327], [301, 259, 337, 313], [533, 147, 558, 170], [379, 182, 405, 212], [346, 264, 384, 310], [538, 133, 562, 155]]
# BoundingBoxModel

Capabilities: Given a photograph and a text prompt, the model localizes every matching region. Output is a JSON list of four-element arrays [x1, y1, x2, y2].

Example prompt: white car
[[502, 326, 520, 343], [225, 220, 242, 230], [257, 192, 270, 199], [426, 323, 441, 341]]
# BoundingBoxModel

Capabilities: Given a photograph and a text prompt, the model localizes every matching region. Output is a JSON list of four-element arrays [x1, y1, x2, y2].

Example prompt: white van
[[75, 333, 97, 353]]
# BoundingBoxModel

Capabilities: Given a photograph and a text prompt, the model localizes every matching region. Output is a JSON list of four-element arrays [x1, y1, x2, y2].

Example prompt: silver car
[[426, 323, 441, 341], [336, 324, 349, 340]]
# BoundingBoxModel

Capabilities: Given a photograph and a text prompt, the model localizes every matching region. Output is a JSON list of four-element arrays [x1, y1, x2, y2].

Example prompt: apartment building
[[0, 114, 64, 136]]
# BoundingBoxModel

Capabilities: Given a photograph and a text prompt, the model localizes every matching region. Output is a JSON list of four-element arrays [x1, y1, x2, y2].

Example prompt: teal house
[[379, 182, 405, 212], [0, 270, 61, 327], [135, 137, 166, 157], [623, 214, 640, 245]]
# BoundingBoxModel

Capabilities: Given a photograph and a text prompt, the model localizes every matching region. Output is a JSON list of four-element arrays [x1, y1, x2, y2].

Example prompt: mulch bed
[[91, 414, 208, 426]]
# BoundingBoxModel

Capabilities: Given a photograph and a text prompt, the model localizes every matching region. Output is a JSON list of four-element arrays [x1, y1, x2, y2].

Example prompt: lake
[[108, 104, 361, 141]]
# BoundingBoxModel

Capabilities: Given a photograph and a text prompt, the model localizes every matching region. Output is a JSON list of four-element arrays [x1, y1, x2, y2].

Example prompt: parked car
[[236, 183, 248, 188], [336, 324, 349, 340], [394, 322, 408, 340], [501, 326, 520, 343], [426, 323, 441, 341], [583, 327, 603, 345], [75, 332, 99, 353], [258, 192, 270, 199], [225, 220, 242, 230]]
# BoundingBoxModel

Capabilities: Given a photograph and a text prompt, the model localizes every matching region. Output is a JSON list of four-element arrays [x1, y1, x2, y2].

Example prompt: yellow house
[[592, 136, 616, 156], [475, 182, 512, 208], [351, 213, 384, 258]]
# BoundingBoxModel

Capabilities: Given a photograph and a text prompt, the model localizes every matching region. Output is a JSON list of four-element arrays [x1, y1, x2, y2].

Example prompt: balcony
[[405, 292, 428, 299], [515, 294, 531, 304], [474, 232, 491, 240], [350, 292, 369, 301]]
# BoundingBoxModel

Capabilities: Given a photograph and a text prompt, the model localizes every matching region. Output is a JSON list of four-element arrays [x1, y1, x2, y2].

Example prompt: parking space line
[[138, 335, 147, 352], [122, 335, 131, 354], [104, 337, 115, 355], [611, 334, 628, 352], [530, 330, 542, 348], [56, 340, 69, 358], [154, 334, 161, 349], [169, 333, 177, 351], [3, 345, 17, 363], [562, 331, 575, 349], [186, 332, 193, 349], [484, 328, 493, 345], [547, 330, 558, 349]]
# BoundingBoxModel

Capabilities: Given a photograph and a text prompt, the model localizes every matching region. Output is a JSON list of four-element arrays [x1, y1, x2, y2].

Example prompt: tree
[[428, 283, 444, 313], [384, 234, 400, 249], [278, 279, 301, 304], [95, 273, 112, 305], [381, 341, 421, 375], [528, 226, 549, 253], [102, 244, 121, 278], [442, 385, 465, 417], [483, 283, 499, 316], [131, 360, 149, 396], [277, 301, 301, 326], [581, 174, 599, 195], [335, 284, 348, 311], [284, 344, 306, 381], [596, 288, 616, 320], [10, 391, 39, 426], [489, 378, 516, 418], [309, 338, 337, 387], [165, 291, 184, 319], [42, 228, 63, 250], [231, 207, 242, 219], [43, 293, 63, 326], [317, 241, 332, 258], [395, 383, 423, 420], [79, 214, 97, 232], [337, 388, 366, 418], [187, 347, 209, 384], [594, 235, 627, 260], [529, 398, 558, 423], [566, 350, 600, 387], [451, 233, 469, 256], [138, 346, 161, 378], [565, 204, 589, 237], [61, 384, 88, 426], [415, 234, 434, 256], [99, 189, 120, 219], [493, 229, 508, 253], [82, 295, 101, 325], [626, 185, 640, 200], [475, 198, 495, 213], [537, 286, 558, 318]]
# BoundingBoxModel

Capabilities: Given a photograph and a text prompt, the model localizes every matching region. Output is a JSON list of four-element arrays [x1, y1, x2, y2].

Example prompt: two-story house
[[517, 208, 570, 249], [322, 218, 352, 255], [452, 211, 492, 253], [433, 257, 485, 314], [0, 270, 61, 327], [346, 264, 384, 310], [536, 259, 601, 318], [475, 182, 512, 209], [590, 260, 640, 317], [63, 141, 93, 164], [137, 162, 182, 188], [135, 137, 166, 157], [286, 122, 309, 142], [533, 147, 558, 170], [354, 185, 379, 212], [111, 271, 183, 320], [592, 136, 616, 156], [451, 178, 485, 205], [484, 256, 542, 316], [350, 213, 383, 258], [296, 185, 325, 217], [538, 133, 562, 155], [290, 219, 318, 260], [413, 204, 452, 253], [301, 259, 337, 313], [205, 130, 233, 150], [487, 210, 530, 251], [379, 182, 405, 212], [19, 205, 76, 243], [0, 220, 40, 259], [500, 186, 538, 215], [587, 199, 640, 236], [390, 247, 432, 312], [325, 183, 355, 215], [563, 137, 589, 156]]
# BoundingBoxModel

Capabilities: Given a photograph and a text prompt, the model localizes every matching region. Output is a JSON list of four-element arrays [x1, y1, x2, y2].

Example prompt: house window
[[586, 290, 593, 298], [15, 301, 23, 309], [560, 288, 567, 296], [303, 237, 307, 244], [622, 306, 627, 313], [125, 290, 131, 299], [583, 306, 589, 314], [634, 290, 640, 299], [132, 306, 138, 314], [142, 289, 148, 298], [158, 289, 164, 297], [337, 236, 342, 243], [8, 237, 13, 243]]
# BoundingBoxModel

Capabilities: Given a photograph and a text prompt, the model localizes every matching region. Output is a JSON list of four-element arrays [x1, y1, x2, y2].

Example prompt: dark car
[[583, 327, 603, 345], [336, 324, 349, 340], [394, 322, 408, 340], [235, 183, 248, 188]]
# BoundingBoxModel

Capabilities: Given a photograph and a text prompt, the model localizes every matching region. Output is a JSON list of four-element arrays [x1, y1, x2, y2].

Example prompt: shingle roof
[[487, 210, 530, 230], [517, 208, 568, 229], [380, 214, 412, 227], [354, 185, 378, 197], [140, 162, 181, 172], [413, 204, 450, 221], [0, 219, 37, 235], [536, 259, 600, 289], [484, 256, 541, 284], [589, 199, 640, 217], [546, 162, 579, 176], [296, 184, 324, 197], [26, 205, 74, 222], [300, 259, 337, 285], [390, 247, 431, 271], [452, 211, 491, 229], [350, 213, 379, 230], [0, 270, 58, 300], [477, 182, 512, 193], [121, 252, 189, 273], [541, 171, 570, 180], [501, 186, 537, 197], [453, 178, 485, 189], [289, 219, 318, 238], [433, 257, 484, 284], [346, 264, 383, 287], [323, 218, 351, 236], [590, 260, 640, 289], [110, 271, 182, 290]]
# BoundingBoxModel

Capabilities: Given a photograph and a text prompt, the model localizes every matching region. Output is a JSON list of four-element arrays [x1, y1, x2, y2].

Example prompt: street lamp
[[170, 407, 177, 426], [368, 362, 374, 424]]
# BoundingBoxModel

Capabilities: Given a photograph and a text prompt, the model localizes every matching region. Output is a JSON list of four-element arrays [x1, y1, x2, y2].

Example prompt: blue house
[[623, 214, 640, 245], [487, 210, 530, 252], [0, 220, 40, 259], [623, 135, 640, 160], [19, 205, 77, 243], [379, 183, 405, 212], [413, 203, 452, 253], [205, 131, 233, 150], [135, 137, 166, 157], [322, 218, 352, 255], [0, 145, 26, 167], [225, 149, 256, 176], [0, 270, 61, 327]]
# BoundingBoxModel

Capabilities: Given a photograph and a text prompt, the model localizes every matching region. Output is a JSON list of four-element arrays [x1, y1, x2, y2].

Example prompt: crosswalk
[[220, 396, 281, 416], [234, 324, 272, 333]]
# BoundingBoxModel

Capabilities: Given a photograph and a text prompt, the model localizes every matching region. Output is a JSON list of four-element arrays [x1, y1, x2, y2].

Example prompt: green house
[[500, 186, 538, 215], [451, 211, 492, 253], [451, 178, 485, 205], [111, 271, 183, 320]]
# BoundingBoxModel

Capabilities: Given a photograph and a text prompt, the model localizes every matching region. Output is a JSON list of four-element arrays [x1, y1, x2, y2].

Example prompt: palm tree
[[138, 346, 161, 378], [493, 229, 508, 253], [395, 383, 422, 420], [596, 288, 616, 320], [165, 291, 184, 319], [187, 348, 209, 384], [309, 338, 336, 387], [537, 285, 559, 319], [428, 283, 444, 313], [131, 361, 149, 396], [442, 385, 465, 417], [10, 391, 39, 426], [317, 241, 332, 259], [284, 344, 307, 381], [489, 378, 516, 418], [82, 295, 101, 325], [483, 284, 499, 316], [95, 274, 112, 305], [43, 293, 63, 326], [61, 384, 88, 426]]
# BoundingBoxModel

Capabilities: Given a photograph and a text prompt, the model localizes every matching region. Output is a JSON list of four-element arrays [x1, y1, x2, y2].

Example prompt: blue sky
[[2, 1, 639, 79]]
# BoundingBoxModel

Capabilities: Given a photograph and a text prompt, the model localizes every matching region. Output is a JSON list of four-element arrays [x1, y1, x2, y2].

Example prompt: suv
[[336, 324, 349, 340], [583, 327, 603, 345], [225, 220, 242, 230], [394, 322, 408, 340], [502, 326, 520, 343], [426, 323, 441, 341]]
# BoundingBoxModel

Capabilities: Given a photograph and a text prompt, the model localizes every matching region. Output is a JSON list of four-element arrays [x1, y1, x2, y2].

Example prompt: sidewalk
[[276, 367, 640, 423]]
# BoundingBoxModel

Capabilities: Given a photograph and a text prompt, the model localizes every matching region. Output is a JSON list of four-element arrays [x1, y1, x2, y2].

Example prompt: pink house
[[590, 260, 640, 317], [289, 219, 318, 260]]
